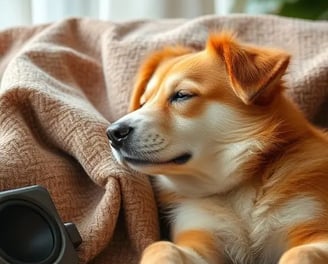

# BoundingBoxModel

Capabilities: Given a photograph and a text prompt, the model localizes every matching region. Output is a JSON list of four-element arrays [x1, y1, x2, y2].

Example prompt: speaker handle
[[64, 222, 82, 248]]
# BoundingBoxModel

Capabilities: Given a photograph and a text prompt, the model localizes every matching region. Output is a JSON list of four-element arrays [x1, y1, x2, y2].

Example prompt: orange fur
[[129, 46, 194, 111], [109, 32, 328, 264], [174, 230, 221, 264], [207, 32, 290, 105]]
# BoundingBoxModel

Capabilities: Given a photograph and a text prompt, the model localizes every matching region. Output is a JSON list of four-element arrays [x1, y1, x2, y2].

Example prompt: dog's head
[[107, 33, 290, 196]]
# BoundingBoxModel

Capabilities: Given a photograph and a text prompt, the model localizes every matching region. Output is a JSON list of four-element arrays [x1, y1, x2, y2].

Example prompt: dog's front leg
[[140, 229, 222, 264], [279, 243, 328, 264], [279, 226, 328, 264]]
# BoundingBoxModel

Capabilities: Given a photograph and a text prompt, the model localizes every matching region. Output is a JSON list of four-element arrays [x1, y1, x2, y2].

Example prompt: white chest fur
[[170, 185, 321, 264]]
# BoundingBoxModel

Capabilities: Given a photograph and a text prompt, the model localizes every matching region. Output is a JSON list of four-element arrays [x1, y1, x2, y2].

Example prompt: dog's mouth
[[123, 152, 192, 166]]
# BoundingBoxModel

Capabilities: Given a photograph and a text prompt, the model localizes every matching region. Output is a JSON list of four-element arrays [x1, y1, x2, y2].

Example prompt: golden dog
[[107, 32, 328, 264]]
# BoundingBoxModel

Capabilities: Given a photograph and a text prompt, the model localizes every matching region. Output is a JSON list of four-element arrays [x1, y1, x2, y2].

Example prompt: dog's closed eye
[[169, 90, 195, 103]]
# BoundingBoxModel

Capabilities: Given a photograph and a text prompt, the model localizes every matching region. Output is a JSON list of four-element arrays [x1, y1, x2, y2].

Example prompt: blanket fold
[[0, 15, 327, 263]]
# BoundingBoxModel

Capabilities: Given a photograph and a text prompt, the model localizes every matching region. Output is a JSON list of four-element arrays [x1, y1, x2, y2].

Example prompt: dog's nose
[[106, 123, 133, 148]]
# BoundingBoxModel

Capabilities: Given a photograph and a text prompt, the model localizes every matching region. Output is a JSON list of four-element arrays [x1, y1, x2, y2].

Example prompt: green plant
[[278, 0, 328, 20]]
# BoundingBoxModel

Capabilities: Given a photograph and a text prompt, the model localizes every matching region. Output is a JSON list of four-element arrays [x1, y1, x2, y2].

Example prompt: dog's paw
[[279, 245, 328, 264], [140, 241, 186, 264]]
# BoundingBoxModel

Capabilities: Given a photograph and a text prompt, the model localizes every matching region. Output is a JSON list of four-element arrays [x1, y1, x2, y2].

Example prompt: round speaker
[[0, 186, 82, 264]]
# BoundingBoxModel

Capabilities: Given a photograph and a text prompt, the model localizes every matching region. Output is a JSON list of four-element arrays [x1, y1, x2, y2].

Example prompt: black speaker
[[0, 185, 82, 264]]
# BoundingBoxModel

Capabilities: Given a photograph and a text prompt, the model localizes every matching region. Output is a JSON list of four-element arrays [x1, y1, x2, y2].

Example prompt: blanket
[[0, 15, 327, 263]]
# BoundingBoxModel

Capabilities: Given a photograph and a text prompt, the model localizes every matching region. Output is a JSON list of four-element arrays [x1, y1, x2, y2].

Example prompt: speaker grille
[[0, 200, 62, 264]]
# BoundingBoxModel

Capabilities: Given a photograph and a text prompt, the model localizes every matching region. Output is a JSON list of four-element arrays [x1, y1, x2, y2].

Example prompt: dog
[[106, 32, 328, 264]]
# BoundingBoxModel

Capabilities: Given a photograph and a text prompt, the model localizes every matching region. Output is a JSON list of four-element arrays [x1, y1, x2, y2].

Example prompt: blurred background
[[1, 0, 327, 30]]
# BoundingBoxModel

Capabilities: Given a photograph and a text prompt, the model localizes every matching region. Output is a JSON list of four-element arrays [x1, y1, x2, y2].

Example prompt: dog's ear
[[207, 33, 290, 105], [129, 47, 193, 111]]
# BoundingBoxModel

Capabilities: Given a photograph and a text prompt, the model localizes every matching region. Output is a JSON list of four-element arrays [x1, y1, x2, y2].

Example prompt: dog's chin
[[111, 147, 192, 169]]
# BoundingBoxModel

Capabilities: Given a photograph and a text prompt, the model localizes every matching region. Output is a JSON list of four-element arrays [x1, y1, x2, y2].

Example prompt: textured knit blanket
[[0, 15, 327, 263]]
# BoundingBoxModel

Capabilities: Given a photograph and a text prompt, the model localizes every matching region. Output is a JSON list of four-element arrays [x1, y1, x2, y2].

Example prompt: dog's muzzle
[[107, 121, 192, 166], [106, 122, 133, 149]]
